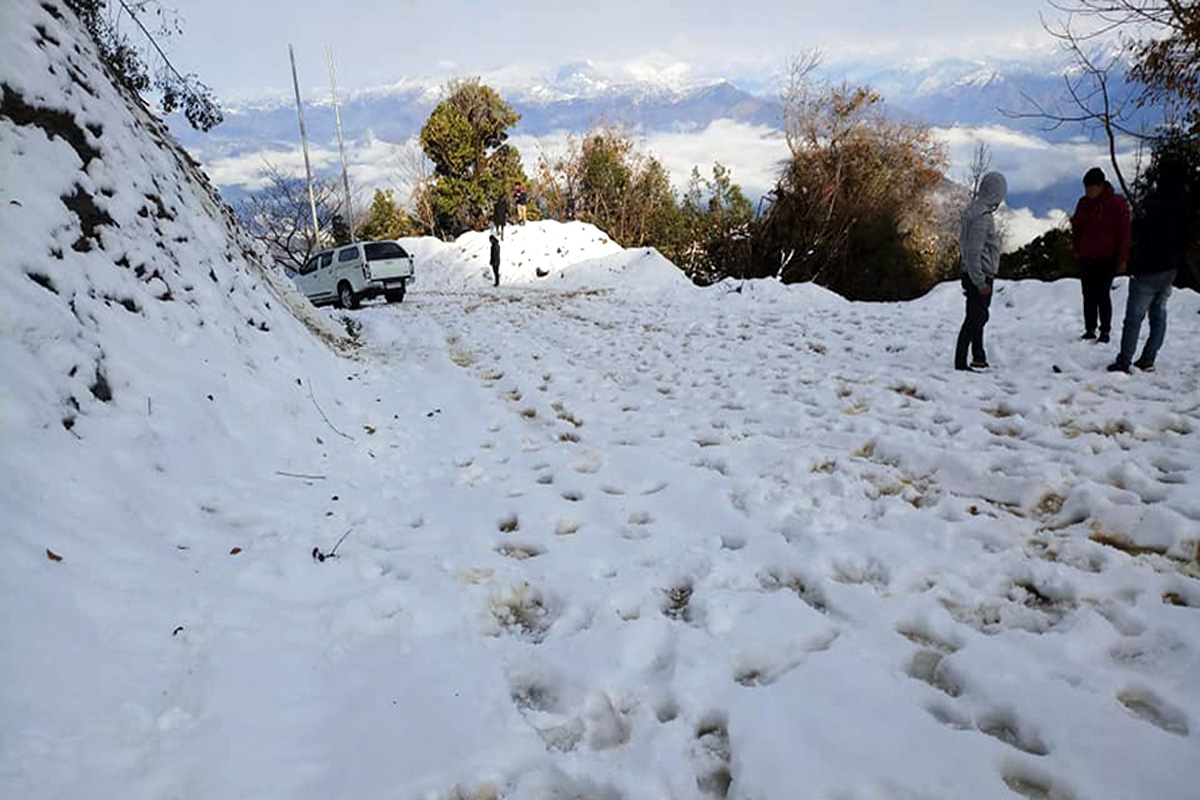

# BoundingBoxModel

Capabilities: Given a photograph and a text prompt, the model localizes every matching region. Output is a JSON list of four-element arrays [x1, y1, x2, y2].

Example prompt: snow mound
[[715, 275, 852, 308], [553, 246, 694, 293], [401, 220, 627, 291]]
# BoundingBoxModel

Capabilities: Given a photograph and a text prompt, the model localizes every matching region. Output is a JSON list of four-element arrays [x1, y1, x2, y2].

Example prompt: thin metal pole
[[289, 45, 321, 247], [326, 44, 355, 242]]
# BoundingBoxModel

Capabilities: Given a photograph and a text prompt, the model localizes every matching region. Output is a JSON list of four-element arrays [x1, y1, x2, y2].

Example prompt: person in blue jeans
[[1109, 158, 1192, 373]]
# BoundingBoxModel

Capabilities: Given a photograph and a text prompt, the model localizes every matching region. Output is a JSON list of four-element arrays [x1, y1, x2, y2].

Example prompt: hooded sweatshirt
[[1071, 182, 1131, 265], [1133, 168, 1192, 275], [960, 171, 1007, 289]]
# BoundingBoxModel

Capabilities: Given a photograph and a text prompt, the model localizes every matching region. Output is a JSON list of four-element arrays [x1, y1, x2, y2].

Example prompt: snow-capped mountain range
[[189, 51, 1156, 138], [171, 52, 1162, 221]]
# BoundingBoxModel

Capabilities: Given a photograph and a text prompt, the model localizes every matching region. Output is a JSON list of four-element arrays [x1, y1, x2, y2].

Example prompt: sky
[[167, 0, 1056, 99], [162, 0, 1113, 248]]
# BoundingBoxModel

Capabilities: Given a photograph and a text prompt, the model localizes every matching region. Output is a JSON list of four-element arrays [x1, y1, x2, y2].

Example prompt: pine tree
[[358, 189, 412, 240], [419, 79, 526, 235]]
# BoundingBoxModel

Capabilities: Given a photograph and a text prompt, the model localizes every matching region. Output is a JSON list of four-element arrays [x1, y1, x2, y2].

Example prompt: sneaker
[[954, 364, 976, 372], [1081, 331, 1096, 340], [1107, 362, 1131, 374], [1098, 333, 1111, 344], [1134, 360, 1156, 373], [970, 361, 989, 370]]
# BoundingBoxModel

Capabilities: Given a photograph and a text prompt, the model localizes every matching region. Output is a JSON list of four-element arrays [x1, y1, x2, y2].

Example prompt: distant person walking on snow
[[955, 171, 1007, 372], [1109, 158, 1191, 374], [515, 184, 529, 225], [1071, 167, 1131, 343], [493, 194, 508, 241], [490, 234, 501, 287]]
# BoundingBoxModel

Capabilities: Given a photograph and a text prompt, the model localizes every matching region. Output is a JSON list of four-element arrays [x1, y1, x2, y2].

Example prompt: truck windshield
[[364, 242, 408, 261]]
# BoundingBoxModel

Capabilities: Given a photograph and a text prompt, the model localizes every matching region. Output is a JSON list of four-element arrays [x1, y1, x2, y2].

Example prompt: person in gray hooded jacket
[[955, 171, 1007, 371]]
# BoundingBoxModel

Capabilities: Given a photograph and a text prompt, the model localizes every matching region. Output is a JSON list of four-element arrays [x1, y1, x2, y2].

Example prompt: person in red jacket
[[1070, 167, 1131, 343]]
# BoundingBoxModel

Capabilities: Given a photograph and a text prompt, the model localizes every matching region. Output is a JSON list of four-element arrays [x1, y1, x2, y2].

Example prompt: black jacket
[[490, 239, 500, 268], [1133, 191, 1192, 275], [493, 198, 508, 225]]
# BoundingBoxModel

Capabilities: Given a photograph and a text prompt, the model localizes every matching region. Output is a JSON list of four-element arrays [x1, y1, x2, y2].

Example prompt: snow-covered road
[[285, 279, 1197, 799], [7, 278, 1200, 800]]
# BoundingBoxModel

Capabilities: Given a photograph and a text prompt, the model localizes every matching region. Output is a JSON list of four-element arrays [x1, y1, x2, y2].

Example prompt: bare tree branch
[[237, 162, 342, 271]]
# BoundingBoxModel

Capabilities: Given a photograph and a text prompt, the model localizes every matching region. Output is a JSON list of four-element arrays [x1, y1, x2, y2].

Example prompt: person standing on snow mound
[[493, 193, 508, 241], [515, 184, 529, 225], [1109, 158, 1192, 374], [1071, 167, 1131, 343], [955, 171, 1007, 372], [489, 234, 501, 287]]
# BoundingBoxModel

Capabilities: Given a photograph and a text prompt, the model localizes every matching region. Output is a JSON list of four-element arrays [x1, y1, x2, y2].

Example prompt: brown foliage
[[534, 127, 681, 251], [757, 56, 948, 299]]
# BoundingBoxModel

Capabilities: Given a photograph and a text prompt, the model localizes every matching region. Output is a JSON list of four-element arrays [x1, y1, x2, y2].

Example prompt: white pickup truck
[[293, 241, 415, 308]]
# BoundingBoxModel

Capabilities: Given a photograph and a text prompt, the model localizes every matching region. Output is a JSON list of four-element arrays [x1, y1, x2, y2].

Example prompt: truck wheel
[[337, 282, 359, 310]]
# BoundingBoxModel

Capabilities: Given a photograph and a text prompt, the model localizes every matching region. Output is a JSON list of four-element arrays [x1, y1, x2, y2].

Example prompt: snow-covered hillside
[[3, 3, 1200, 799]]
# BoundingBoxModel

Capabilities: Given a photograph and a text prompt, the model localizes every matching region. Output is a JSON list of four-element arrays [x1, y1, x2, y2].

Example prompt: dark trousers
[[955, 276, 991, 368], [491, 263, 500, 287], [1080, 258, 1115, 335]]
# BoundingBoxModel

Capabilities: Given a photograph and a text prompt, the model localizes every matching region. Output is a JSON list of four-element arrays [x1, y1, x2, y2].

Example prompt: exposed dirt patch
[[1, 84, 101, 167], [27, 272, 58, 294], [61, 184, 116, 252]]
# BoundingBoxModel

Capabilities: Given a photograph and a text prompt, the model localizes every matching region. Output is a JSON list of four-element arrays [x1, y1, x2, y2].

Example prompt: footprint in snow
[[554, 519, 580, 536], [620, 525, 653, 541], [905, 650, 964, 698], [693, 715, 733, 798], [719, 534, 746, 551], [1117, 688, 1189, 736], [925, 702, 972, 731], [1001, 766, 1079, 800], [975, 709, 1050, 756], [896, 623, 961, 654], [571, 456, 601, 474], [495, 542, 543, 560], [734, 631, 838, 688]]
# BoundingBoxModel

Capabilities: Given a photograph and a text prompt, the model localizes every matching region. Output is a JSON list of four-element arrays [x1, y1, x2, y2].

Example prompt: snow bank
[[401, 220, 674, 292], [0, 4, 359, 795], [713, 275, 852, 309], [554, 246, 694, 294]]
